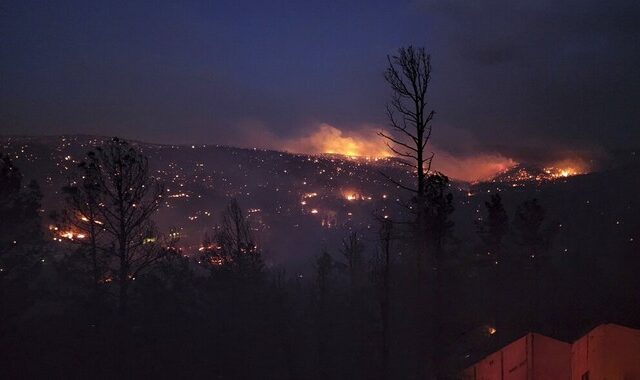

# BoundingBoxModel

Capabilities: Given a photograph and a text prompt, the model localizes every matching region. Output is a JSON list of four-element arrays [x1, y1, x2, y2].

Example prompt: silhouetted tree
[[198, 198, 268, 378], [477, 194, 509, 262], [314, 249, 335, 379], [379, 46, 453, 378], [513, 199, 553, 260], [51, 168, 109, 319], [476, 194, 509, 344], [0, 154, 43, 322], [372, 219, 394, 380], [270, 268, 298, 380], [340, 231, 367, 378], [512, 198, 557, 330], [0, 155, 43, 273], [423, 172, 455, 257], [72, 138, 165, 317], [379, 45, 435, 203], [215, 198, 263, 280], [423, 172, 455, 379], [341, 231, 366, 294]]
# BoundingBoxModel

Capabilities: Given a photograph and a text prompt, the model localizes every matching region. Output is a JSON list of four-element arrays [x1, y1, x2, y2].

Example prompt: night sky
[[2, 0, 639, 161]]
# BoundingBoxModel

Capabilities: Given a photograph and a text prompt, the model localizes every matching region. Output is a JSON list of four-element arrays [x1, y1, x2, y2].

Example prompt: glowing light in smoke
[[284, 124, 390, 158], [280, 124, 594, 183]]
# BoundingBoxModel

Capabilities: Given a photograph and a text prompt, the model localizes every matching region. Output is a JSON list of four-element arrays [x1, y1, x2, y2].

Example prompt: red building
[[571, 324, 640, 380], [462, 333, 570, 380], [464, 324, 640, 380]]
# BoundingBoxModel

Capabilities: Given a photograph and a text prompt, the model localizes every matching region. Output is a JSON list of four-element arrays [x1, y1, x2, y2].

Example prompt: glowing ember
[[343, 190, 361, 201], [209, 256, 225, 266], [342, 189, 372, 201], [57, 230, 86, 241], [78, 214, 103, 225]]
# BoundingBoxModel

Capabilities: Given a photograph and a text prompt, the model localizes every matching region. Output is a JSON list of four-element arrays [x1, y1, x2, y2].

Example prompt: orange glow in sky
[[280, 124, 586, 183], [284, 124, 390, 158]]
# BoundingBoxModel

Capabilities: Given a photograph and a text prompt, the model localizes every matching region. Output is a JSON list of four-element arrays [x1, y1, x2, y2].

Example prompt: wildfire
[[494, 158, 590, 184], [55, 230, 86, 241], [49, 214, 107, 242], [284, 124, 390, 158], [537, 159, 590, 182], [279, 124, 590, 183], [342, 189, 372, 201], [543, 165, 586, 179]]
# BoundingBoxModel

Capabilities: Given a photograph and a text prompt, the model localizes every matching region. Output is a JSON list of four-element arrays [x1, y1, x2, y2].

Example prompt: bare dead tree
[[379, 46, 435, 200], [74, 137, 165, 316], [380, 46, 452, 379], [379, 45, 438, 284]]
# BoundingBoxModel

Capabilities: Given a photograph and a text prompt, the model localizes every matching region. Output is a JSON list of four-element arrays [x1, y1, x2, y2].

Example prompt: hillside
[[2, 135, 639, 271]]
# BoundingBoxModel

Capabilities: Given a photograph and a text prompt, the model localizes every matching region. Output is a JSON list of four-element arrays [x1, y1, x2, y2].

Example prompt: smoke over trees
[[1, 44, 639, 380]]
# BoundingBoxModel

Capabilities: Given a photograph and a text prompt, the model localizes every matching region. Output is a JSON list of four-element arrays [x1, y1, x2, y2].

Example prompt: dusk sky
[[2, 0, 639, 162]]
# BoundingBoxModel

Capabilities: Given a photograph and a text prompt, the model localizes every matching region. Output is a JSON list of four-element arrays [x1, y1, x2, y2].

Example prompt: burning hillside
[[488, 159, 591, 185]]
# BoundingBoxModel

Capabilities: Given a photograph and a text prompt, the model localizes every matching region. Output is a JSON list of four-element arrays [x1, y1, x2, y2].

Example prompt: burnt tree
[[379, 46, 435, 202], [379, 46, 450, 378]]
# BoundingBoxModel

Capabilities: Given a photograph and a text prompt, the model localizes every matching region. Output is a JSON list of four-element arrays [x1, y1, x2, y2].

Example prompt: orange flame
[[281, 124, 518, 182], [543, 158, 590, 178], [284, 124, 390, 158]]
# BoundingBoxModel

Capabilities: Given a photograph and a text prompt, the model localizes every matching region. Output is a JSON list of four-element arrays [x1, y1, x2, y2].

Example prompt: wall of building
[[532, 334, 571, 380], [464, 324, 640, 380], [571, 324, 640, 380], [463, 333, 570, 380], [502, 334, 530, 380]]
